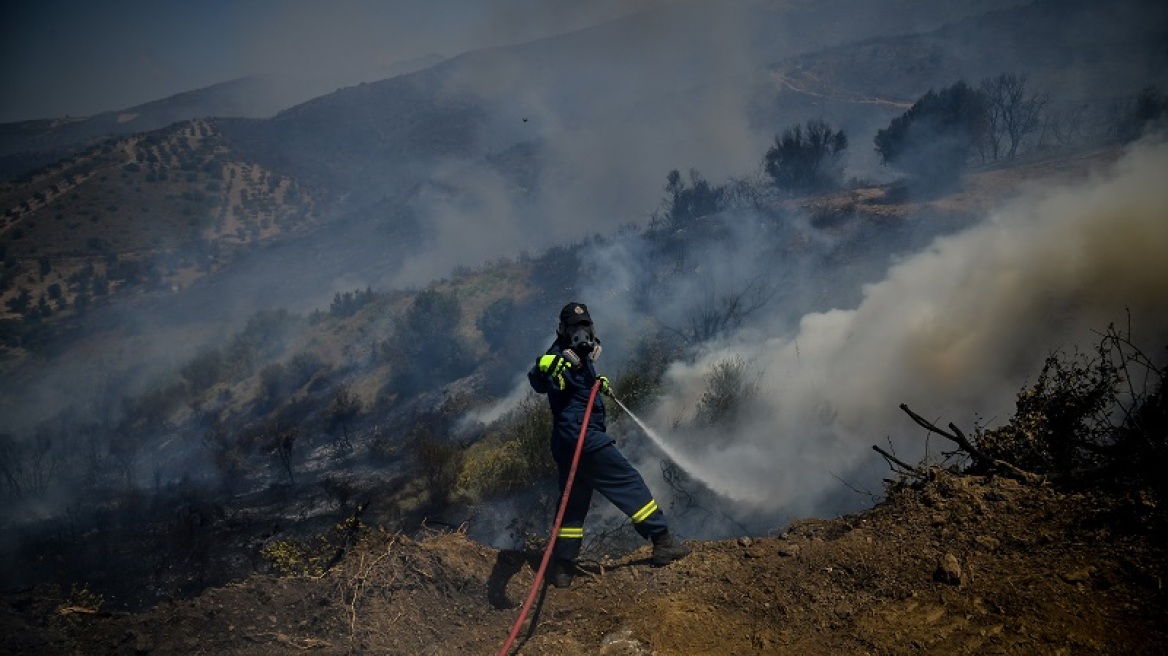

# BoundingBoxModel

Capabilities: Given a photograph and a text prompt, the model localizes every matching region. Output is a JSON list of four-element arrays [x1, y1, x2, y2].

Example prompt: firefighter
[[527, 302, 690, 588]]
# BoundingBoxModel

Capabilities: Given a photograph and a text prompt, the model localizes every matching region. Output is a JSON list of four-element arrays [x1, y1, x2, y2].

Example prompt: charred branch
[[899, 403, 992, 464], [871, 444, 926, 479], [898, 403, 1042, 483]]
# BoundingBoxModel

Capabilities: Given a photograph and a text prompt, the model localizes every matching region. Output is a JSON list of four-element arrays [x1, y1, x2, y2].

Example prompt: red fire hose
[[497, 379, 602, 656]]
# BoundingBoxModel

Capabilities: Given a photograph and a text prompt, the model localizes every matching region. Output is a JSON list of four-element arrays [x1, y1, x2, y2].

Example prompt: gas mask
[[559, 322, 602, 367]]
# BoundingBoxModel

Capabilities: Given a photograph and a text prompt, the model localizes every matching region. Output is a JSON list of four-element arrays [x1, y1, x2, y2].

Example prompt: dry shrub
[[415, 434, 464, 506], [976, 324, 1165, 490], [976, 350, 1117, 473], [693, 355, 760, 428]]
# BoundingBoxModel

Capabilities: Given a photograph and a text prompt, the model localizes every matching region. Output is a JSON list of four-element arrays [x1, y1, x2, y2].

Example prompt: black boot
[[549, 558, 576, 588], [651, 531, 690, 566]]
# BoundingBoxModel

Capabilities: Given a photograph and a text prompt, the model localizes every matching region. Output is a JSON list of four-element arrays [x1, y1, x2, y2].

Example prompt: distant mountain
[[0, 77, 283, 179], [213, 0, 1167, 211], [0, 60, 449, 180], [769, 0, 1168, 106]]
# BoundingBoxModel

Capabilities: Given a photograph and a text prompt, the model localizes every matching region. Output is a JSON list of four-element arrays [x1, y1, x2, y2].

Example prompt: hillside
[[0, 118, 332, 372], [0, 145, 1146, 623], [3, 138, 1163, 652], [3, 467, 1164, 654]]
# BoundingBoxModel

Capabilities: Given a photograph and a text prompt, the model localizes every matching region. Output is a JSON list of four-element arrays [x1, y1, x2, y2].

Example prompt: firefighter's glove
[[597, 376, 611, 396], [538, 354, 571, 390]]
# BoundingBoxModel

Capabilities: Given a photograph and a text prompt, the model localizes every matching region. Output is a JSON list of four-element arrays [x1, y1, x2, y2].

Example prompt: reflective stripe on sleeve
[[630, 499, 659, 523], [558, 527, 584, 539]]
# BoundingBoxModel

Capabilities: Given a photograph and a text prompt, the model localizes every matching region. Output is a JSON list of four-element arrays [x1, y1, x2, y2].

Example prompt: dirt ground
[[3, 469, 1164, 655]]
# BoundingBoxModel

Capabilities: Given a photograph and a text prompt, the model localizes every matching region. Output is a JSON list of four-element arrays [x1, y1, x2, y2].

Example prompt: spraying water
[[610, 394, 771, 504]]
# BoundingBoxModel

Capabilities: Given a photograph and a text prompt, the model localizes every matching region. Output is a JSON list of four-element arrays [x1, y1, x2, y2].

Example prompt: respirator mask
[[557, 302, 602, 367], [561, 323, 601, 366]]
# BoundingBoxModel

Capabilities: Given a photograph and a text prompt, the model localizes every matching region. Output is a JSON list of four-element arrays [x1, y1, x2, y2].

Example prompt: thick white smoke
[[645, 138, 1168, 517]]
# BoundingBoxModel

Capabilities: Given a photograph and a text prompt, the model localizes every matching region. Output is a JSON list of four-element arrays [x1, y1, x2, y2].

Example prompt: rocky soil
[[3, 469, 1164, 655]]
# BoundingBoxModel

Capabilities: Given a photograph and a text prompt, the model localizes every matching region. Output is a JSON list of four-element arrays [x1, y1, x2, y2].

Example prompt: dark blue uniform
[[528, 340, 668, 563]]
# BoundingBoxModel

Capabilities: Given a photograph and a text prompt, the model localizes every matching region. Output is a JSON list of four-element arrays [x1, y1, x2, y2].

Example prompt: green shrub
[[611, 334, 678, 413], [261, 516, 366, 577], [415, 433, 465, 506], [764, 119, 848, 196], [458, 439, 527, 498], [457, 394, 553, 498], [384, 290, 474, 396], [874, 80, 987, 189], [181, 348, 226, 391], [58, 583, 104, 614]]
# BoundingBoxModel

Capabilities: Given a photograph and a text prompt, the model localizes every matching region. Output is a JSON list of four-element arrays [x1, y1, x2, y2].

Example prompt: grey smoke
[[635, 137, 1168, 519], [382, 0, 1042, 288]]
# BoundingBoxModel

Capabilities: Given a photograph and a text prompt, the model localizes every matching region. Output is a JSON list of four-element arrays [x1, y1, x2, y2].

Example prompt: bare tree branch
[[899, 403, 991, 463], [666, 273, 778, 345], [871, 444, 926, 479], [898, 403, 1042, 482], [980, 73, 1049, 159]]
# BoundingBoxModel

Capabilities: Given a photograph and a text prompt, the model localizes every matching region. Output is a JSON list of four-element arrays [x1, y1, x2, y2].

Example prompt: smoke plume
[[638, 137, 1168, 519]]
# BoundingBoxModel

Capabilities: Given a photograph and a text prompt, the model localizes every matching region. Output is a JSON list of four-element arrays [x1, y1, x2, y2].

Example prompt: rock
[[738, 536, 754, 547], [1061, 567, 1095, 584], [126, 630, 153, 654], [974, 535, 1000, 552], [777, 544, 801, 558], [935, 553, 962, 585], [599, 628, 649, 655]]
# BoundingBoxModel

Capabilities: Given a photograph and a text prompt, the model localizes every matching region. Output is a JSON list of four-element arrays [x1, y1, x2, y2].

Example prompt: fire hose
[[496, 379, 602, 656]]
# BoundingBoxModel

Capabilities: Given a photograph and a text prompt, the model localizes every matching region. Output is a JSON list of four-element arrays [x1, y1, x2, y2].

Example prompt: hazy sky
[[0, 0, 672, 123]]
